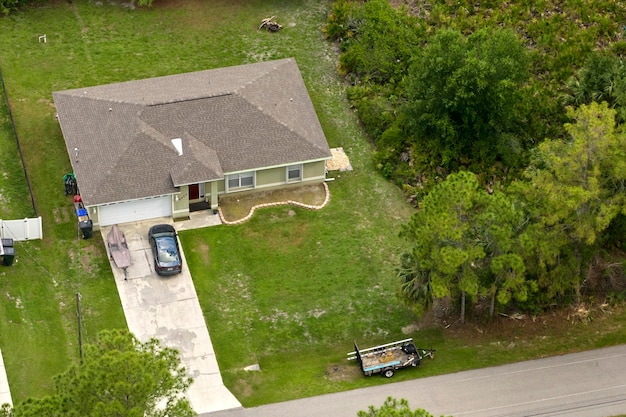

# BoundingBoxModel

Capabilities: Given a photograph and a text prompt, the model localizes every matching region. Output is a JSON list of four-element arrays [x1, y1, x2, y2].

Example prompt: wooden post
[[76, 292, 83, 361]]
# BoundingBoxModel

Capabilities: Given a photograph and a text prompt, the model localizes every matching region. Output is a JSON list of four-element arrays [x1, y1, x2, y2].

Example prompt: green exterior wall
[[88, 206, 99, 227], [303, 160, 326, 179], [256, 166, 285, 186], [172, 185, 190, 219]]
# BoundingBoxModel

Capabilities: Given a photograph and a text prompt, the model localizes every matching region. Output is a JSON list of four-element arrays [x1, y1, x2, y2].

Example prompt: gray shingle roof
[[52, 58, 331, 206]]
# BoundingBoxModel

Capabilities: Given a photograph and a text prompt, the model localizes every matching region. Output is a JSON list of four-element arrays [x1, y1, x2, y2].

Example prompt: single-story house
[[53, 58, 332, 229]]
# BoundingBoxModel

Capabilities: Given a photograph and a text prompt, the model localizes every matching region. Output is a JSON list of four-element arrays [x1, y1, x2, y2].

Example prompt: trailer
[[107, 225, 131, 279], [347, 338, 434, 378]]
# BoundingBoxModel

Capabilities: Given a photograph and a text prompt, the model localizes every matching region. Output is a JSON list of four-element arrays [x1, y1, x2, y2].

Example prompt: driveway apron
[[101, 219, 241, 414]]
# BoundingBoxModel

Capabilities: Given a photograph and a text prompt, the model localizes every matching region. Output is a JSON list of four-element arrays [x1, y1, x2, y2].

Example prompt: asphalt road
[[203, 344, 626, 417]]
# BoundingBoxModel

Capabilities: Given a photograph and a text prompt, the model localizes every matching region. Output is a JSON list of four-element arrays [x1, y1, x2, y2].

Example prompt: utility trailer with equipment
[[347, 338, 434, 378]]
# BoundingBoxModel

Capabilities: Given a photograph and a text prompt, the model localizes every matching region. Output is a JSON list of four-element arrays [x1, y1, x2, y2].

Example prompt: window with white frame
[[287, 164, 302, 183], [227, 172, 255, 190]]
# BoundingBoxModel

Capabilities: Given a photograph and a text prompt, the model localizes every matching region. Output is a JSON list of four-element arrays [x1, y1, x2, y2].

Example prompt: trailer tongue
[[347, 338, 435, 378]]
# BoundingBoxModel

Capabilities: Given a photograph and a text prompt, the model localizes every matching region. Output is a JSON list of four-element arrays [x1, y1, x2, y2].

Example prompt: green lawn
[[0, 0, 625, 410], [181, 172, 417, 404]]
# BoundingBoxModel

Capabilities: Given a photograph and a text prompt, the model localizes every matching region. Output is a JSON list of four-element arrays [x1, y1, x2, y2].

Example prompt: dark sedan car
[[148, 224, 182, 276]]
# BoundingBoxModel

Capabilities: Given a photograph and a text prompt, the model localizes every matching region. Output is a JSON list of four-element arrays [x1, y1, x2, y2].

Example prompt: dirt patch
[[444, 312, 560, 344], [192, 242, 210, 267], [219, 183, 327, 223], [325, 363, 362, 381], [81, 248, 94, 274], [232, 369, 265, 401], [155, 0, 205, 10], [68, 244, 98, 275], [434, 301, 625, 351], [401, 322, 420, 334], [52, 207, 71, 223], [388, 0, 433, 18], [5, 292, 23, 309], [154, 0, 249, 30], [37, 98, 56, 108], [233, 378, 254, 399], [243, 220, 309, 251]]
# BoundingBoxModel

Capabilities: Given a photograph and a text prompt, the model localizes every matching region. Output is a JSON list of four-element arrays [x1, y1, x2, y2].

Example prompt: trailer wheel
[[383, 368, 395, 378]]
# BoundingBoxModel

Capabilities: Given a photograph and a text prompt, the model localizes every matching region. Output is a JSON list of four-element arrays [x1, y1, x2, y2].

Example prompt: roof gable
[[168, 132, 223, 187]]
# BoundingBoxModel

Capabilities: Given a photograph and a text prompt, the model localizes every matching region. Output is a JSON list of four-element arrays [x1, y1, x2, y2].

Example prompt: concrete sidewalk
[[0, 349, 11, 408], [102, 214, 241, 414]]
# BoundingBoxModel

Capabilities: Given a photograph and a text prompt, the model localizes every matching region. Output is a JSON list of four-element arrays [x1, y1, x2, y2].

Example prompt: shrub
[[322, 0, 356, 42], [337, 0, 420, 85]]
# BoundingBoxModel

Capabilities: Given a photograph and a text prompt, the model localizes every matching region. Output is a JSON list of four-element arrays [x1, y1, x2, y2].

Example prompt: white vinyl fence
[[0, 217, 42, 241]]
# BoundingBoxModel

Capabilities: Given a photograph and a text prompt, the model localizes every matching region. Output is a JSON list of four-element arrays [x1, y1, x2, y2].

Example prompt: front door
[[189, 184, 200, 200]]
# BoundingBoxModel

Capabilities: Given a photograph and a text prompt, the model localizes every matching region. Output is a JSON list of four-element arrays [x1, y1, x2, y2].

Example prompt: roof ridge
[[55, 92, 136, 106], [86, 132, 157, 198], [235, 59, 329, 153], [233, 58, 293, 93], [145, 91, 234, 107], [92, 130, 176, 200]]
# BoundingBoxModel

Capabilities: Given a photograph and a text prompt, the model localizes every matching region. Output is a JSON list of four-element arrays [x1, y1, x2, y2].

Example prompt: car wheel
[[383, 368, 394, 378]]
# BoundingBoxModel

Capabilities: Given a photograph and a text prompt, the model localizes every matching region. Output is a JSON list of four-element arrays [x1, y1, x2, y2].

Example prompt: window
[[287, 164, 302, 183], [227, 172, 254, 190]]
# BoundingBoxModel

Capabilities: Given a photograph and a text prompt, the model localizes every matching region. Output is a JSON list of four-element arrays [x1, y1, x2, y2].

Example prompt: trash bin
[[2, 246, 15, 266], [1, 238, 13, 247], [79, 219, 93, 239]]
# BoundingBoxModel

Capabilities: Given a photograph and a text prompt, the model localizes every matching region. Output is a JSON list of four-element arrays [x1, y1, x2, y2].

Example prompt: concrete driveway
[[101, 216, 241, 414]]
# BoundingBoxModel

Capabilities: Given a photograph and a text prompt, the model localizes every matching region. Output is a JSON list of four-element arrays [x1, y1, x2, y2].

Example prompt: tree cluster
[[325, 0, 626, 190], [357, 397, 449, 417], [403, 28, 530, 170], [326, 1, 626, 318], [0, 330, 195, 417], [0, 0, 31, 15], [400, 103, 626, 321]]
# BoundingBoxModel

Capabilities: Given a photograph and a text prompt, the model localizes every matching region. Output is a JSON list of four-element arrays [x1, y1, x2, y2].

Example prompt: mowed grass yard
[[1, 0, 626, 409]]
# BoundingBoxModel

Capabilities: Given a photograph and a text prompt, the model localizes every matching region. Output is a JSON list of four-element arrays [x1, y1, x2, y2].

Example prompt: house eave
[[85, 192, 178, 208], [223, 157, 332, 176]]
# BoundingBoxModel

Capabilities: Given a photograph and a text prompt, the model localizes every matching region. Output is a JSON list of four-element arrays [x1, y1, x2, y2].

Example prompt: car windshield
[[155, 236, 180, 265]]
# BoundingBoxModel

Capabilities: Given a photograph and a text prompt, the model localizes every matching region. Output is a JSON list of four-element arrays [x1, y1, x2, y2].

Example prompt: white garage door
[[98, 195, 172, 226]]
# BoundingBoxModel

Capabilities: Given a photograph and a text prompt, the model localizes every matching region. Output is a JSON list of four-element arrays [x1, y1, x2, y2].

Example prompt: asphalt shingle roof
[[53, 58, 331, 206]]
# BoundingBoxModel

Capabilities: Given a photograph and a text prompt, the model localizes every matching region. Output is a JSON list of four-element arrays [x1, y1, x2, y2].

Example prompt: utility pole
[[76, 292, 83, 361]]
